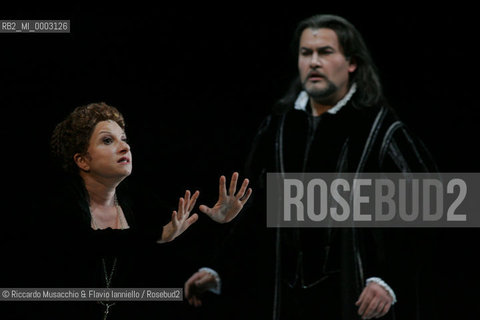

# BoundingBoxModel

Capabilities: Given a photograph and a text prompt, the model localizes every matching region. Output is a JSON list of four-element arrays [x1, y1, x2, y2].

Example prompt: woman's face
[[76, 120, 132, 181]]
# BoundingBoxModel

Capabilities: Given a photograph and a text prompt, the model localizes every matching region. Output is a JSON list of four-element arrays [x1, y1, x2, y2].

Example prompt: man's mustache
[[307, 70, 327, 79]]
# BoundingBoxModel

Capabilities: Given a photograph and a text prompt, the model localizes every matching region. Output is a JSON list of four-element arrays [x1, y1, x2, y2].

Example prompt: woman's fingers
[[187, 190, 200, 212], [177, 197, 184, 220], [171, 211, 178, 225], [240, 188, 253, 205], [228, 172, 239, 196], [184, 190, 191, 208], [235, 178, 250, 199], [198, 204, 212, 216], [219, 175, 227, 197], [185, 214, 198, 229]]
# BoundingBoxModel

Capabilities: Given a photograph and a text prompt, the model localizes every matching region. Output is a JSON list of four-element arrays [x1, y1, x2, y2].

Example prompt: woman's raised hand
[[158, 190, 199, 243], [199, 172, 252, 224]]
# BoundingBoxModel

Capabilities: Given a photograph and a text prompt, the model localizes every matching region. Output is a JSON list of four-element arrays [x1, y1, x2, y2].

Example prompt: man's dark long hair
[[274, 14, 385, 113]]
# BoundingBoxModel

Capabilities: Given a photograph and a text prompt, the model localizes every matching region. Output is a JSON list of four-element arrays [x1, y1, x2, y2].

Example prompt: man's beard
[[303, 79, 338, 102]]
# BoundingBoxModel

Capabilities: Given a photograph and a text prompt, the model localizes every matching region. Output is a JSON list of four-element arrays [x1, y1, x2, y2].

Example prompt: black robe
[[208, 102, 437, 320]]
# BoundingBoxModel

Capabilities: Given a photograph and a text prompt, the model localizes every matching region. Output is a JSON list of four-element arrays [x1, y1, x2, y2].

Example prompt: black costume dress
[[22, 175, 195, 320]]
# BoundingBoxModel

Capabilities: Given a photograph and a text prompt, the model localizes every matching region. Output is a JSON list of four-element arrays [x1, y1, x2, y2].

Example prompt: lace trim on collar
[[294, 83, 357, 114]]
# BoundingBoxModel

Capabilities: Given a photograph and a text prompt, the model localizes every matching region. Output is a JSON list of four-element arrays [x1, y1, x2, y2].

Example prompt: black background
[[1, 4, 479, 319]]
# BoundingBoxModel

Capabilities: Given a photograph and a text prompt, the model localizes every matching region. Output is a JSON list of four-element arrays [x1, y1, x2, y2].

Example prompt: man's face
[[298, 28, 357, 104]]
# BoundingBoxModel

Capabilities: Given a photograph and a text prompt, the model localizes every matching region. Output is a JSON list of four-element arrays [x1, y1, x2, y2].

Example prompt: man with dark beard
[[185, 14, 436, 320]]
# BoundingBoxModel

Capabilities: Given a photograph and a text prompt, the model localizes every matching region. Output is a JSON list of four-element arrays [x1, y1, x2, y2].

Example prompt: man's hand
[[355, 282, 393, 319], [184, 270, 217, 307], [199, 172, 252, 223], [158, 190, 199, 243]]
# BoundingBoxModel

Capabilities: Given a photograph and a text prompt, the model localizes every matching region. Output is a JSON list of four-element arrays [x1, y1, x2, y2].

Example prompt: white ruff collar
[[294, 83, 357, 114]]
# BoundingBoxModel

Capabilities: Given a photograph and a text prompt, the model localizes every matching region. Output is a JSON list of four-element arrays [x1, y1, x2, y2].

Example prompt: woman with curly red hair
[[44, 102, 251, 319]]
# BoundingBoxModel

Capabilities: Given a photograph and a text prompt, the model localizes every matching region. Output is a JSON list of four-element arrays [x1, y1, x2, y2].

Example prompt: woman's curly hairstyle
[[50, 102, 126, 173]]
